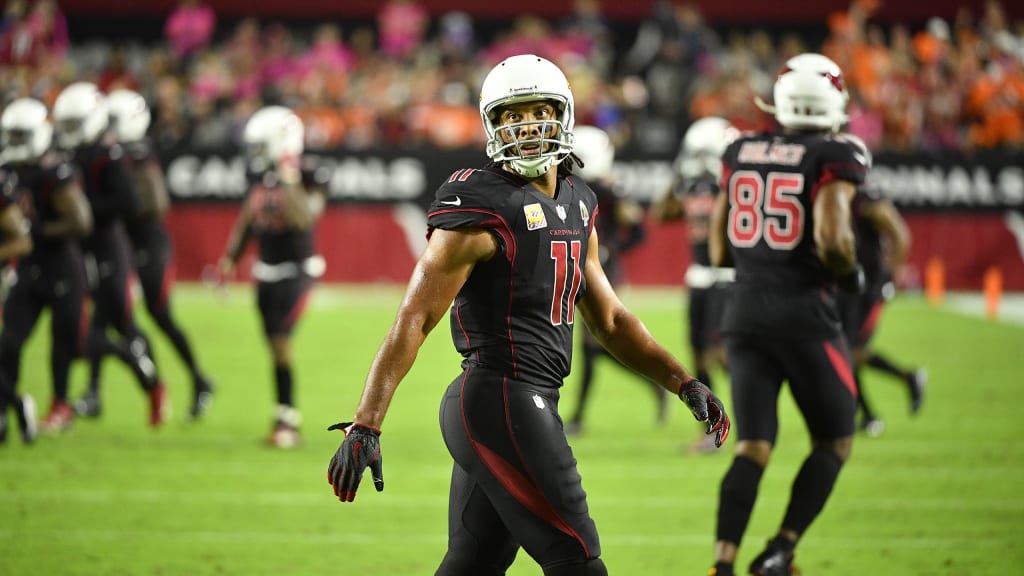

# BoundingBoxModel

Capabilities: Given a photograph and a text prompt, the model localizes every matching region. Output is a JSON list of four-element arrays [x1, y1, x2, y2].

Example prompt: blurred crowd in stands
[[1, 0, 1023, 154]]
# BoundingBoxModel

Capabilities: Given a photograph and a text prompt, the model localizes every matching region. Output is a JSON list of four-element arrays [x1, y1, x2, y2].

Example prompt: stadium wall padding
[[165, 205, 1024, 291], [161, 146, 1024, 290]]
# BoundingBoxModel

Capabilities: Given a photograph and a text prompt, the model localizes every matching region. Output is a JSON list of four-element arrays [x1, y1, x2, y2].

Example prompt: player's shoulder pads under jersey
[[41, 155, 78, 187], [427, 167, 521, 232], [818, 133, 869, 187]]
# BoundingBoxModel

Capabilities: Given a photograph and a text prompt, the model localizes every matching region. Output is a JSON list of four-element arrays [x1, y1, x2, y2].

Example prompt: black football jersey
[[244, 162, 326, 264], [120, 138, 173, 248], [68, 139, 137, 254], [851, 185, 886, 285], [719, 131, 868, 337], [682, 176, 719, 267], [591, 179, 641, 282], [4, 155, 78, 254], [426, 165, 599, 385]]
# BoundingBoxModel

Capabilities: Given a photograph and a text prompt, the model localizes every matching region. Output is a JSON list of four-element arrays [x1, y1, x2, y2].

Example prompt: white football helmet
[[572, 125, 614, 182], [52, 82, 108, 149], [772, 53, 849, 132], [242, 105, 304, 173], [479, 54, 574, 178], [0, 97, 53, 163], [106, 89, 151, 143], [677, 116, 738, 182]]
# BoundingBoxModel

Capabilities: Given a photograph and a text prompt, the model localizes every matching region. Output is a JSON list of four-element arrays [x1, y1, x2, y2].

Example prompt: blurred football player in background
[[0, 96, 92, 441], [653, 115, 737, 453], [708, 53, 865, 576], [564, 124, 659, 436], [325, 54, 729, 576], [836, 135, 925, 437], [219, 105, 326, 448], [54, 81, 170, 429], [104, 89, 215, 421]]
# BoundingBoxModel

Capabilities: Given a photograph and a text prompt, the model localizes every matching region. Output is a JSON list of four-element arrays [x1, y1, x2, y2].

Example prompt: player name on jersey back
[[737, 142, 806, 166]]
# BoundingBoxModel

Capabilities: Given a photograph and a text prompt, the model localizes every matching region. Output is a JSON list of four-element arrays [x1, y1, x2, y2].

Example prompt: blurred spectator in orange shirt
[[164, 0, 215, 62]]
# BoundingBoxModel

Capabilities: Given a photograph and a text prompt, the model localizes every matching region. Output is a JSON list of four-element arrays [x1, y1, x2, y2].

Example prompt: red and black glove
[[327, 421, 384, 502], [678, 379, 731, 448]]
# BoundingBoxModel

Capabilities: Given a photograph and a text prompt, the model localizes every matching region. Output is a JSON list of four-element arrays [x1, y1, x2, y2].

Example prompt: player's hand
[[678, 379, 731, 448], [327, 421, 384, 502], [837, 264, 866, 294], [217, 257, 235, 279]]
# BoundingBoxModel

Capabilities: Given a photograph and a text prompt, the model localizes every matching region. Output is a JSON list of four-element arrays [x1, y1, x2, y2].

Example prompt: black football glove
[[678, 379, 731, 448], [836, 264, 866, 294], [327, 421, 384, 502]]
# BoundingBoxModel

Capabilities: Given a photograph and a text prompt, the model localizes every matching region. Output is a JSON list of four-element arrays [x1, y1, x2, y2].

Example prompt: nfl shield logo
[[524, 203, 548, 230], [556, 204, 567, 222]]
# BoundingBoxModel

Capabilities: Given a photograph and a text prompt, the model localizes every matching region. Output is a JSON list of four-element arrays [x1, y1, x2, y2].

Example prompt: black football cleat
[[189, 376, 215, 420], [748, 536, 799, 576], [73, 390, 102, 418], [858, 417, 885, 438], [907, 369, 927, 415]]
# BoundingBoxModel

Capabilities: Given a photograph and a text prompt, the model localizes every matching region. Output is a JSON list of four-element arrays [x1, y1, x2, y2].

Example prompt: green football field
[[1, 284, 1022, 575]]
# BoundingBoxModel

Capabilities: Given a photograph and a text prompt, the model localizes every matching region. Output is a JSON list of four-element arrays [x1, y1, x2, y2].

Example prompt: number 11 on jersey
[[550, 240, 583, 325]]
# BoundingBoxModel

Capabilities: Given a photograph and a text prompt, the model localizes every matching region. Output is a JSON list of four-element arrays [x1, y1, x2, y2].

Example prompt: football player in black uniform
[[104, 89, 215, 420], [326, 54, 730, 576], [219, 105, 326, 448], [707, 54, 866, 576], [52, 82, 169, 428], [654, 116, 738, 453], [835, 140, 925, 437], [562, 125, 660, 436], [0, 97, 91, 439]]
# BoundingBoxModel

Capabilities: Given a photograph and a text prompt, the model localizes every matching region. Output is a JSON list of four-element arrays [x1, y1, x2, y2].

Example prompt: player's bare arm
[[352, 227, 497, 429], [43, 182, 92, 238], [814, 180, 857, 272], [651, 179, 686, 221], [577, 229, 695, 395], [280, 181, 324, 230], [864, 198, 910, 271], [219, 200, 253, 275], [708, 189, 730, 267], [0, 204, 32, 261], [137, 158, 170, 218]]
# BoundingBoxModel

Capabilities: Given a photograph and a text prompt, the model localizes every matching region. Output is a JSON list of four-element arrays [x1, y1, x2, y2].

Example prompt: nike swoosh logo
[[440, 197, 462, 206]]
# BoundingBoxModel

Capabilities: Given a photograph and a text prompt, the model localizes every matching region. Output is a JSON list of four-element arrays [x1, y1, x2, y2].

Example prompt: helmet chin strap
[[509, 155, 557, 178]]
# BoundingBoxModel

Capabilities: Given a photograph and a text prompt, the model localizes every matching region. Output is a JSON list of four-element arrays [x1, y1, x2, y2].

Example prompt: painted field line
[[1, 490, 1021, 512], [0, 528, 1011, 549]]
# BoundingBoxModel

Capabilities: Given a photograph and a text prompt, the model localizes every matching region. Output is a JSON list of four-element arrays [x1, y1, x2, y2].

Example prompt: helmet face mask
[[0, 97, 53, 163], [771, 53, 849, 132], [479, 54, 575, 178]]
